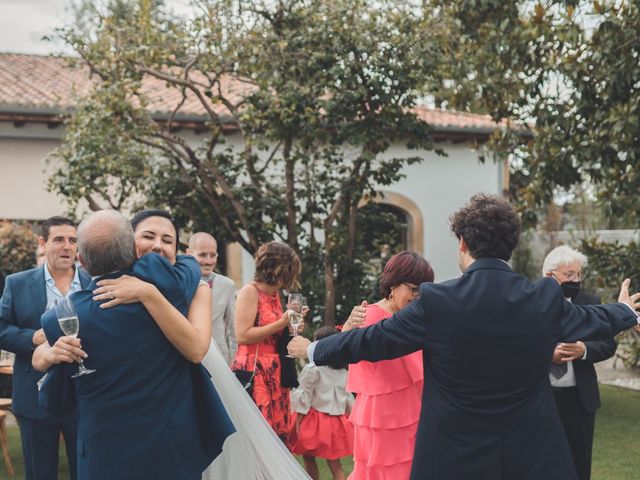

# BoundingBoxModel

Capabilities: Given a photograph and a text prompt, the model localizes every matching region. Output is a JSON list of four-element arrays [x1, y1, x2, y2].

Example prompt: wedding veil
[[201, 340, 311, 480]]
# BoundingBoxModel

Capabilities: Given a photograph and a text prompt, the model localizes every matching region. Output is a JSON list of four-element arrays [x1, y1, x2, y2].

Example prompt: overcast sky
[[0, 0, 73, 54], [0, 0, 192, 55]]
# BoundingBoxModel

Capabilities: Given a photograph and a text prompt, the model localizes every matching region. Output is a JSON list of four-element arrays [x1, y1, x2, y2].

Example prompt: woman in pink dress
[[342, 251, 434, 479], [232, 241, 302, 445]]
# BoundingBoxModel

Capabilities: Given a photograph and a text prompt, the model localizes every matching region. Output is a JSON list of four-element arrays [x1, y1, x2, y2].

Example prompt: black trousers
[[552, 387, 595, 480]]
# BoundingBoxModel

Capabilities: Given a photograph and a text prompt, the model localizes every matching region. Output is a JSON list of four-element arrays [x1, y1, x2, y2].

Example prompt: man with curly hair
[[290, 193, 640, 480]]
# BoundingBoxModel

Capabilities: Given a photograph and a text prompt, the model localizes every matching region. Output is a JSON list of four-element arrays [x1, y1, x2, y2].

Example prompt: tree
[[49, 0, 444, 323], [430, 1, 640, 224], [0, 221, 37, 277], [430, 0, 640, 363]]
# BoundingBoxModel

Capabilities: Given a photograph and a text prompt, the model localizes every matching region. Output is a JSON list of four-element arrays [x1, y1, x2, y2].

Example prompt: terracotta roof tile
[[0, 52, 511, 132]]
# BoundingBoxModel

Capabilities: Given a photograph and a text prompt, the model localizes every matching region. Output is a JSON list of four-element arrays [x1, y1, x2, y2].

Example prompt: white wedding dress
[[201, 340, 311, 479]]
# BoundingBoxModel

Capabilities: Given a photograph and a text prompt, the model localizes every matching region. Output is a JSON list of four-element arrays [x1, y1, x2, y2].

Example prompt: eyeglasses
[[402, 283, 420, 296], [551, 270, 583, 282]]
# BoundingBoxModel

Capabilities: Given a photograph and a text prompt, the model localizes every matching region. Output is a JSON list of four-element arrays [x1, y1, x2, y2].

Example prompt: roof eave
[[0, 107, 532, 140]]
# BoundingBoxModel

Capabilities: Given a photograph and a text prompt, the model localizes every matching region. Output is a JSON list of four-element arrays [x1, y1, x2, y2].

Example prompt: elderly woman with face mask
[[542, 245, 617, 480]]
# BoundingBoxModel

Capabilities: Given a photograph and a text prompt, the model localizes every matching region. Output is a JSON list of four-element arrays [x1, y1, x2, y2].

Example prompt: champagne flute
[[55, 296, 95, 378], [286, 293, 303, 358]]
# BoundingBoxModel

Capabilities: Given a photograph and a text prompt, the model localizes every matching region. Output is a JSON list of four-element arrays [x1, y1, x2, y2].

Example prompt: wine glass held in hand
[[287, 293, 304, 337], [55, 296, 96, 378], [286, 293, 304, 359]]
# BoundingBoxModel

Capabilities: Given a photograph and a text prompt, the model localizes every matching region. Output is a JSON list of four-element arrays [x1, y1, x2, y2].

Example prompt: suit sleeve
[[573, 292, 617, 364], [132, 253, 201, 303], [580, 337, 617, 365], [0, 276, 37, 356], [39, 308, 77, 416], [559, 300, 637, 342], [314, 296, 426, 367]]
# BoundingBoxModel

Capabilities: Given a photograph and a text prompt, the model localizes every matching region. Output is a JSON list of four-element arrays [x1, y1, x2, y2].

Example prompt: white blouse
[[291, 363, 354, 416]]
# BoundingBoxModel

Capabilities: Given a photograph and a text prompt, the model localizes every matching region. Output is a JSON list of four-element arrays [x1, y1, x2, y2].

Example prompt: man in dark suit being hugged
[[543, 245, 616, 480], [289, 194, 640, 480]]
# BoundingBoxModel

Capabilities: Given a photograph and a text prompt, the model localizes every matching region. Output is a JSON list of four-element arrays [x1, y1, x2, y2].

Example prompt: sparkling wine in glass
[[286, 293, 303, 358], [287, 293, 304, 337], [55, 296, 95, 378]]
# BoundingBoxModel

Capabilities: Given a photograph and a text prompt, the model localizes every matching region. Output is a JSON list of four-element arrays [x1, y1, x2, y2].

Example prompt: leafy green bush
[[581, 238, 640, 368], [0, 220, 38, 277]]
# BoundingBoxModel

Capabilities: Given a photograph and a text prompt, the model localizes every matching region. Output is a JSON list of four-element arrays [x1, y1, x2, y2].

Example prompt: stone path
[[595, 356, 640, 391]]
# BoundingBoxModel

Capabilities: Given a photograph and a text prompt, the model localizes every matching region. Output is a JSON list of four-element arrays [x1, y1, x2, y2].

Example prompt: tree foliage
[[0, 221, 37, 277], [581, 238, 640, 368], [50, 0, 640, 328], [432, 0, 640, 222], [49, 0, 442, 323]]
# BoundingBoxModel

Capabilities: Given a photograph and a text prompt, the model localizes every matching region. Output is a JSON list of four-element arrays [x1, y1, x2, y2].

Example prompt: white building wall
[[0, 129, 66, 220], [0, 123, 502, 284], [381, 143, 502, 282]]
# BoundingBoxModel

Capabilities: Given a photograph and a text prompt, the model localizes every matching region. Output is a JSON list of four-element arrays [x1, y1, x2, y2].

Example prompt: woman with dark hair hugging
[[342, 251, 434, 480]]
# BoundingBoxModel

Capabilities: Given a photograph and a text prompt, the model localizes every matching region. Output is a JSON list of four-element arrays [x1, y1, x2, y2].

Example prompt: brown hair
[[253, 241, 301, 290], [380, 251, 434, 299]]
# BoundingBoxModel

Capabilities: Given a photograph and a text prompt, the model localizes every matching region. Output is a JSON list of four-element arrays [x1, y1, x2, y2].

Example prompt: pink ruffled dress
[[347, 304, 424, 480]]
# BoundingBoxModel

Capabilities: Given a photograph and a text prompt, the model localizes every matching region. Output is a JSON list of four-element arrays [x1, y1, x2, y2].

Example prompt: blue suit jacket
[[0, 264, 90, 419], [40, 254, 234, 480], [314, 259, 638, 480]]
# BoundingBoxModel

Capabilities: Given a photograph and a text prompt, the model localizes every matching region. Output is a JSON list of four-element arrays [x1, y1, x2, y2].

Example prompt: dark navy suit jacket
[[40, 254, 234, 480], [313, 259, 638, 480], [0, 264, 90, 419], [570, 291, 617, 413]]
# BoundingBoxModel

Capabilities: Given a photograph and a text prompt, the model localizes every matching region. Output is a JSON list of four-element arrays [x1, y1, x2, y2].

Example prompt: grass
[[591, 385, 640, 479], [0, 385, 637, 479]]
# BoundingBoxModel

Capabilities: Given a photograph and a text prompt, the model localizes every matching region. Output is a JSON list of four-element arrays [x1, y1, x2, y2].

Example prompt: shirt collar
[[44, 261, 81, 290], [202, 273, 216, 283]]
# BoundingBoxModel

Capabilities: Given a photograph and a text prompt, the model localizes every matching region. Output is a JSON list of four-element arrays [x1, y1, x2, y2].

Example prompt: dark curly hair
[[379, 251, 434, 299], [253, 241, 301, 290], [449, 194, 520, 261]]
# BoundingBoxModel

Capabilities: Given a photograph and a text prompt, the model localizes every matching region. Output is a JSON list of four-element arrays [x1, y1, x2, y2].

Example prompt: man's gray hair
[[541, 245, 588, 275], [77, 210, 136, 276]]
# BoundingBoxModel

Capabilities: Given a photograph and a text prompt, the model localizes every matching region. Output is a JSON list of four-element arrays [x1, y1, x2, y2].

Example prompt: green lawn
[[1, 385, 637, 479]]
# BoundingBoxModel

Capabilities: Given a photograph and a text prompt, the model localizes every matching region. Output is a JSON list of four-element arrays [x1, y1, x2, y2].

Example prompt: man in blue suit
[[37, 210, 234, 480], [289, 194, 640, 480], [0, 216, 90, 480]]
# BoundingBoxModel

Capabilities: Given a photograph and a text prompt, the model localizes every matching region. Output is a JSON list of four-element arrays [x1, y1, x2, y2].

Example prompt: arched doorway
[[358, 191, 424, 254]]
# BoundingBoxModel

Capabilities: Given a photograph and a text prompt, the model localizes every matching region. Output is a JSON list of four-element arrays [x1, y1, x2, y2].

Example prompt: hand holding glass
[[286, 293, 304, 358], [287, 293, 304, 337], [55, 297, 95, 378]]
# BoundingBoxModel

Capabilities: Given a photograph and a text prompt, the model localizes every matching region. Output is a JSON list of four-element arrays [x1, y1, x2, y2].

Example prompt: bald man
[[187, 232, 237, 365]]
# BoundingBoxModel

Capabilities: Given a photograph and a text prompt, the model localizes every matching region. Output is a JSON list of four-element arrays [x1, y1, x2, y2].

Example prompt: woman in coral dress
[[343, 251, 435, 479], [232, 241, 302, 444]]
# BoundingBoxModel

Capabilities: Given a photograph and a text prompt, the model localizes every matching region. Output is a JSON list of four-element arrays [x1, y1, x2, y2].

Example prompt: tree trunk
[[283, 137, 298, 251], [323, 233, 336, 326]]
